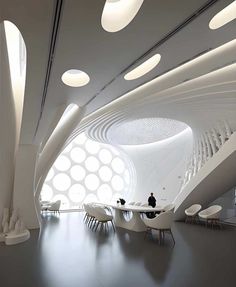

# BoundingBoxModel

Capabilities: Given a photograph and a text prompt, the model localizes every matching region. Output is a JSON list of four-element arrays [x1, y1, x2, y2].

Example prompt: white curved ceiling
[[1, 0, 235, 146]]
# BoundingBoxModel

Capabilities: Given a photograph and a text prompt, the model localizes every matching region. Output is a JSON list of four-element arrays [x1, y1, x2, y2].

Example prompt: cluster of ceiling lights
[[61, 0, 236, 87]]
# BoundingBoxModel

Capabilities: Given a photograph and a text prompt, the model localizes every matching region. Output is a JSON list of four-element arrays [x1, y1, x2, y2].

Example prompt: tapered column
[[0, 24, 17, 222], [12, 145, 39, 229]]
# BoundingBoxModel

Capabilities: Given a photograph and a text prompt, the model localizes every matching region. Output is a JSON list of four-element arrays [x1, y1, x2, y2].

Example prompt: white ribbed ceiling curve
[[68, 39, 236, 146]]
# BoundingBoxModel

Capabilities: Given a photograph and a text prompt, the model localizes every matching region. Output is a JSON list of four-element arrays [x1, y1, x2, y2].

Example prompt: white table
[[108, 204, 163, 232]]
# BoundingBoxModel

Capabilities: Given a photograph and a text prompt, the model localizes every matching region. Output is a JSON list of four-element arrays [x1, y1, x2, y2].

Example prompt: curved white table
[[109, 204, 163, 232]]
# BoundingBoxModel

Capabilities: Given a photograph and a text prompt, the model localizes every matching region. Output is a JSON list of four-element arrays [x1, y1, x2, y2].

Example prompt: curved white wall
[[121, 129, 193, 205]]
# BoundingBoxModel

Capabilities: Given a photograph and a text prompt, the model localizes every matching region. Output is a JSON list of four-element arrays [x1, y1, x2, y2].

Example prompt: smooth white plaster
[[13, 144, 39, 229], [0, 24, 17, 224], [174, 132, 236, 220], [121, 129, 193, 205]]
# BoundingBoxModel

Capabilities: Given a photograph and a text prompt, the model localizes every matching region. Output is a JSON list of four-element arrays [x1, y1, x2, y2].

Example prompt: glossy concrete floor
[[0, 212, 236, 287]]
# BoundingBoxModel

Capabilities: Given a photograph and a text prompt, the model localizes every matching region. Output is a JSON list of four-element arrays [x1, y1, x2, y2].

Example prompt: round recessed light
[[61, 69, 90, 87]]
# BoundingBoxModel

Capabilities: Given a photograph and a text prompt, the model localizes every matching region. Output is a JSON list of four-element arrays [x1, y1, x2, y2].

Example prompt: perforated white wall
[[41, 133, 135, 210]]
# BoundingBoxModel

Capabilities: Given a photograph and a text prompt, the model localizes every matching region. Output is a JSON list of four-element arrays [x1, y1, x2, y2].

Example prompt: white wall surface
[[174, 132, 236, 220], [121, 129, 193, 205]]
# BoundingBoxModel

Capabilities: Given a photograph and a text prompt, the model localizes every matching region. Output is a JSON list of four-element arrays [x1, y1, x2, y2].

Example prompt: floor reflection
[[1, 212, 236, 287], [38, 212, 174, 287]]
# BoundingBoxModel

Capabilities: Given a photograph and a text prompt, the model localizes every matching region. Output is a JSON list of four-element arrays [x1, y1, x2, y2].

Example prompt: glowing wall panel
[[41, 133, 135, 209]]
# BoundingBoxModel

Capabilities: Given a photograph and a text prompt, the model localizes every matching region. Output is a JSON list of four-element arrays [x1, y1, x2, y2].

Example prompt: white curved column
[[0, 24, 17, 221], [13, 145, 39, 229], [35, 105, 85, 226]]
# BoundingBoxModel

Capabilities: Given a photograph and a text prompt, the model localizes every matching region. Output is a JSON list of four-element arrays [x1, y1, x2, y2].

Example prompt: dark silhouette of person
[[148, 193, 156, 208], [147, 193, 156, 218]]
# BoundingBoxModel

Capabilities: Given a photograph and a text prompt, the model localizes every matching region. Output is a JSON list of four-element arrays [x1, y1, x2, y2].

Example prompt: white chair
[[48, 200, 61, 214], [129, 202, 135, 205], [163, 204, 175, 212], [41, 201, 52, 213], [143, 211, 175, 245], [198, 205, 222, 227], [185, 204, 202, 223], [134, 202, 142, 206], [141, 203, 149, 207], [85, 204, 97, 227], [93, 206, 115, 232], [83, 204, 90, 222]]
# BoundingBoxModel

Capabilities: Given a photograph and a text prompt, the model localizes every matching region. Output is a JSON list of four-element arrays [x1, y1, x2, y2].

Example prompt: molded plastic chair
[[85, 204, 97, 227], [48, 200, 61, 214], [134, 202, 142, 206], [93, 206, 115, 232], [198, 205, 222, 227], [143, 211, 175, 245], [163, 204, 175, 212], [83, 204, 91, 222], [185, 204, 202, 223]]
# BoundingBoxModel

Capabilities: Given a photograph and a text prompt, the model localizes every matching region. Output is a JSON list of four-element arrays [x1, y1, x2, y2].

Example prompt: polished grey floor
[[0, 212, 236, 287]]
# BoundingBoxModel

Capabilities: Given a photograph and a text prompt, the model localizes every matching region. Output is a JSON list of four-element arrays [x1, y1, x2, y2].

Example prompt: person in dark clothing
[[148, 193, 156, 208], [147, 193, 156, 218]]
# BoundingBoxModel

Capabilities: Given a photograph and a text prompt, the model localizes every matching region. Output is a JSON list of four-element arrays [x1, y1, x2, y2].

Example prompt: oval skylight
[[101, 0, 144, 33], [124, 54, 161, 80], [61, 69, 90, 87], [107, 117, 189, 145], [209, 1, 236, 30]]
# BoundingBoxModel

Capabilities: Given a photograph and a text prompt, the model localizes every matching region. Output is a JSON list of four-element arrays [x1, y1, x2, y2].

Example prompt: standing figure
[[147, 193, 156, 218], [148, 193, 156, 208]]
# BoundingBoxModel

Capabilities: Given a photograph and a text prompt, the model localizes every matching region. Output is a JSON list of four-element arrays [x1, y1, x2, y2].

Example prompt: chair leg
[[111, 220, 116, 232], [95, 221, 100, 232], [91, 217, 96, 228], [88, 217, 94, 227], [170, 229, 175, 245], [92, 219, 97, 230], [159, 230, 162, 245]]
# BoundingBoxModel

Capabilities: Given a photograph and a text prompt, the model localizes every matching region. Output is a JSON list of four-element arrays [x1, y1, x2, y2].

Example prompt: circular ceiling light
[[101, 0, 144, 32], [124, 54, 161, 80], [61, 69, 90, 87]]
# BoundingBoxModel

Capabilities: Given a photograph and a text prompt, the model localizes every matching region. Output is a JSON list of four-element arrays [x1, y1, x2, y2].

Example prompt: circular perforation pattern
[[41, 132, 134, 209], [107, 118, 188, 145]]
